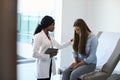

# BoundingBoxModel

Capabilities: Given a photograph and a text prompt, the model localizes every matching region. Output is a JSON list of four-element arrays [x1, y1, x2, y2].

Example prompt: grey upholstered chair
[[81, 32, 120, 80]]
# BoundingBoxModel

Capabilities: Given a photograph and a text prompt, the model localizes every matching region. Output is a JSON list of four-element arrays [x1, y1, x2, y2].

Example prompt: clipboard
[[45, 48, 58, 54]]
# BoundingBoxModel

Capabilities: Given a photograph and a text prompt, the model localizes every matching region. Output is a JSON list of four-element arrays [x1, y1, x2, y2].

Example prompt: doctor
[[33, 15, 71, 80]]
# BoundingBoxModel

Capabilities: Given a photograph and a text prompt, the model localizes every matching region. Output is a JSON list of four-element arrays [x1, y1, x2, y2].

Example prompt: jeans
[[62, 64, 96, 80]]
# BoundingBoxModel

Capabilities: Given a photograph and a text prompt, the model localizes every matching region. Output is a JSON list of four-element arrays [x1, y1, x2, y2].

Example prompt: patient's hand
[[70, 62, 77, 69]]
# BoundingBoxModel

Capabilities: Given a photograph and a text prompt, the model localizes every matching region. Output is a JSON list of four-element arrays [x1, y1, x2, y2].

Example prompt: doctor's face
[[48, 23, 55, 32]]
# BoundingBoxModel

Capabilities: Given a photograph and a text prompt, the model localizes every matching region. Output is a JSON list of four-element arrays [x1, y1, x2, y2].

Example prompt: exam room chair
[[80, 31, 120, 80]]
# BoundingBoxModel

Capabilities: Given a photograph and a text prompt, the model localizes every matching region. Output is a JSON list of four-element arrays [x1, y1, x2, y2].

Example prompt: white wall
[[17, 0, 55, 15], [86, 0, 120, 34], [58, 0, 120, 72]]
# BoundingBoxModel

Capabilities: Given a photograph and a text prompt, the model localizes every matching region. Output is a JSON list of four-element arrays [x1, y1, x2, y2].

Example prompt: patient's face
[[74, 26, 80, 35]]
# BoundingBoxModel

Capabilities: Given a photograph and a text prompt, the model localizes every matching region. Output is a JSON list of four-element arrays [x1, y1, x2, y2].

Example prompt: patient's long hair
[[73, 19, 91, 55]]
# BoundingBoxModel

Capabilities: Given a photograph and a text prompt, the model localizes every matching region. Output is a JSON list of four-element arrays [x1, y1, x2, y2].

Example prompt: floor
[[17, 62, 61, 80]]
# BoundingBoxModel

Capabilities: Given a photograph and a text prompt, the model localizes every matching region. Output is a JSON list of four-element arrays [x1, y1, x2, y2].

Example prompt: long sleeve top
[[32, 30, 72, 78], [33, 30, 71, 60], [73, 33, 98, 64]]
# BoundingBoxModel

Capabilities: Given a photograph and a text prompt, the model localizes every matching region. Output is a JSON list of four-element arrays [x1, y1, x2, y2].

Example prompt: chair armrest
[[83, 71, 108, 80]]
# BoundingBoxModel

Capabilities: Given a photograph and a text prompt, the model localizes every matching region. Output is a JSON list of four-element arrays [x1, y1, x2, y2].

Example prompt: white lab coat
[[33, 30, 71, 79]]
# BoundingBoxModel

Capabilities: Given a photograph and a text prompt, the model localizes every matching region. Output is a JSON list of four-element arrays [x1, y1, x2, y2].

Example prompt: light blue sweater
[[73, 33, 98, 64]]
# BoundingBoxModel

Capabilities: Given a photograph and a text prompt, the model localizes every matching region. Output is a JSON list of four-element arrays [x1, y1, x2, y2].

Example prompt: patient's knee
[[70, 71, 78, 80]]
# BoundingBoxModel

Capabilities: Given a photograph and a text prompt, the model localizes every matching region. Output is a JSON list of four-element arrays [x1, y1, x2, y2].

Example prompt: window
[[17, 0, 56, 59]]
